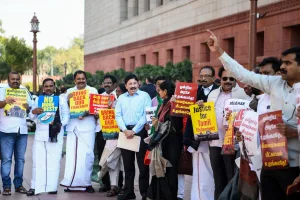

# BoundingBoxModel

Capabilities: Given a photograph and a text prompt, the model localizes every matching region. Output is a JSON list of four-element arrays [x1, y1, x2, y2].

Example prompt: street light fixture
[[64, 62, 67, 77], [30, 13, 40, 93]]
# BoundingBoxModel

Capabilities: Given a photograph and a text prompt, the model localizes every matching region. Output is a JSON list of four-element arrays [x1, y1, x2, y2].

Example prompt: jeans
[[0, 132, 28, 189]]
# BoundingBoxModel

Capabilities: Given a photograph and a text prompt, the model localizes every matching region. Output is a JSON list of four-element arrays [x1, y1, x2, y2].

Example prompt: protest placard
[[239, 111, 259, 156], [99, 109, 120, 140], [190, 102, 218, 135], [171, 82, 197, 117], [222, 112, 237, 155], [259, 111, 289, 169], [223, 99, 250, 126], [69, 89, 89, 119], [4, 88, 28, 118], [89, 94, 115, 114], [37, 96, 59, 124]]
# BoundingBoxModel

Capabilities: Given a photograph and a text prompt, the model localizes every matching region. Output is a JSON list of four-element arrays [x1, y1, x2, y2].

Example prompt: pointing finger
[[207, 29, 216, 38]]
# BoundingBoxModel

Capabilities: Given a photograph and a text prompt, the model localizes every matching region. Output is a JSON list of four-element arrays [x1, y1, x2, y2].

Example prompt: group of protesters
[[0, 30, 299, 200]]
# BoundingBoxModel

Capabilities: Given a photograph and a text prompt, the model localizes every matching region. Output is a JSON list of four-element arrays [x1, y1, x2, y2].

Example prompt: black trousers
[[261, 167, 300, 200], [121, 127, 149, 197], [209, 146, 236, 200], [162, 133, 183, 199], [97, 131, 123, 188]]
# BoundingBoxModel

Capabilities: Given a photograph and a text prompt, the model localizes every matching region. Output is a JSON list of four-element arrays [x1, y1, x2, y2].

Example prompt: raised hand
[[206, 29, 224, 56]]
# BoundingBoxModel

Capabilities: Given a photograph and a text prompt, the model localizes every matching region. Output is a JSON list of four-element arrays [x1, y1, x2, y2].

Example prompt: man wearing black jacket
[[140, 76, 156, 99], [183, 66, 219, 200]]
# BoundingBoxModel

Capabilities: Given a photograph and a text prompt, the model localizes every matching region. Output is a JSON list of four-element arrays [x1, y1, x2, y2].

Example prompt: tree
[[0, 62, 11, 82], [3, 37, 32, 75]]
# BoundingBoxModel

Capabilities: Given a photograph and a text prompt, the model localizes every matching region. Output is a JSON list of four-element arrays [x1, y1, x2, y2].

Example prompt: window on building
[[166, 49, 174, 63], [157, 0, 163, 6], [290, 25, 300, 47], [133, 0, 139, 16], [182, 46, 191, 60], [120, 0, 128, 22], [121, 58, 125, 69], [130, 56, 135, 71], [224, 37, 235, 58], [256, 32, 264, 57], [153, 52, 159, 66], [200, 42, 210, 62], [145, 0, 150, 11], [141, 54, 146, 66]]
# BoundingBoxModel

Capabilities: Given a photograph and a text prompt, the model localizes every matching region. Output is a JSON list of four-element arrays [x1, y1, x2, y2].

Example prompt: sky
[[0, 0, 84, 50]]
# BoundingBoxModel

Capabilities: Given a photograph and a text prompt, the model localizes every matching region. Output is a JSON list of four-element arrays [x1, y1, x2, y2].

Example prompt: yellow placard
[[189, 102, 218, 135], [4, 88, 28, 118], [99, 109, 120, 140], [69, 89, 89, 119]]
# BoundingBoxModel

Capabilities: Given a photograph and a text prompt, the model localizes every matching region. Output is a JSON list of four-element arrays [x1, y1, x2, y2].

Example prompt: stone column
[[150, 0, 157, 9], [128, 0, 138, 18]]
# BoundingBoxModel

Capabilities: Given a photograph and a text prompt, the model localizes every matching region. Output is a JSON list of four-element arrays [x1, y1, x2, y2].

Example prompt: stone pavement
[[0, 135, 192, 200]]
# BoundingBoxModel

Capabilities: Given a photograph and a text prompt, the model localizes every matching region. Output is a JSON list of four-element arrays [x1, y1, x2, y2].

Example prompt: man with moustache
[[0, 72, 32, 195], [206, 66, 249, 199], [60, 70, 98, 193], [183, 66, 219, 200], [27, 78, 70, 196], [207, 30, 300, 200], [115, 74, 151, 200]]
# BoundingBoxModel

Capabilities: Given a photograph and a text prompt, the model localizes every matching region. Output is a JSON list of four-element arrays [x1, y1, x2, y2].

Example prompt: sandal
[[15, 186, 27, 194], [2, 188, 11, 196], [106, 187, 119, 197]]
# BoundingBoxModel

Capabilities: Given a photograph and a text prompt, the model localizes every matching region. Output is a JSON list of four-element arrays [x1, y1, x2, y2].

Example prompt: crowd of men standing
[[0, 31, 299, 200]]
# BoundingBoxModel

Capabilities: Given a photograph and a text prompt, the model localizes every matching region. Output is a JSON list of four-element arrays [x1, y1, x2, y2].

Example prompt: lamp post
[[64, 62, 67, 77], [249, 0, 257, 69], [30, 13, 39, 93]]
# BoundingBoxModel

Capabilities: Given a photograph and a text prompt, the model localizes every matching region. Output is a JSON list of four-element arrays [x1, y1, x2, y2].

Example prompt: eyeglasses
[[221, 77, 235, 82], [199, 75, 213, 79]]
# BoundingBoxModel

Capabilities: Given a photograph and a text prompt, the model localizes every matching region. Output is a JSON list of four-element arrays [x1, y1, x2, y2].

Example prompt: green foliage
[[56, 59, 193, 88], [2, 36, 32, 75], [0, 62, 11, 82]]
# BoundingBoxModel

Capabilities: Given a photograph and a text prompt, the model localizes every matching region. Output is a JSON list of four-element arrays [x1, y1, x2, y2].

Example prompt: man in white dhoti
[[60, 70, 98, 193], [27, 78, 70, 196]]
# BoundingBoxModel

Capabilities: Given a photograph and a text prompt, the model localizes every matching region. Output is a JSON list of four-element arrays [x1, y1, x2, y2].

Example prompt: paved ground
[[0, 135, 192, 200]]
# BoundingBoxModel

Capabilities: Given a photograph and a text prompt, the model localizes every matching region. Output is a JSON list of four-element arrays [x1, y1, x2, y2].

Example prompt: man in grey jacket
[[206, 30, 300, 200]]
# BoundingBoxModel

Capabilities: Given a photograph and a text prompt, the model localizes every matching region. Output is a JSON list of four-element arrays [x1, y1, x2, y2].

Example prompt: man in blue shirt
[[115, 74, 151, 200]]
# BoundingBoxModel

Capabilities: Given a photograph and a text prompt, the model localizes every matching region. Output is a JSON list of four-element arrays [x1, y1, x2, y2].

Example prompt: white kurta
[[30, 96, 70, 194], [60, 85, 98, 190]]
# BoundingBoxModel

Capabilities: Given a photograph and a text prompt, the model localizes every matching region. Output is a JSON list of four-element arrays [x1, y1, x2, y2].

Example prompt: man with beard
[[60, 70, 98, 193], [206, 67, 249, 199], [115, 74, 151, 200], [27, 78, 70, 196], [97, 74, 123, 192], [207, 30, 300, 200], [0, 72, 32, 195], [183, 66, 219, 200]]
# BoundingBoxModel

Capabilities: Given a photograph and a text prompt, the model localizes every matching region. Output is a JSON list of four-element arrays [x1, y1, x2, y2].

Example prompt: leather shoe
[[117, 192, 136, 200], [86, 186, 95, 193], [48, 191, 57, 194], [26, 189, 35, 196]]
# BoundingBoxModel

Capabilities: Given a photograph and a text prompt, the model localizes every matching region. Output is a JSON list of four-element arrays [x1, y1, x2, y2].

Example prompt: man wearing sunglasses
[[206, 66, 249, 199], [207, 30, 300, 200]]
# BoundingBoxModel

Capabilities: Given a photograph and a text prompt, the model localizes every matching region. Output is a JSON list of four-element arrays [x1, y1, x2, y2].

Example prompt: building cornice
[[85, 0, 300, 60]]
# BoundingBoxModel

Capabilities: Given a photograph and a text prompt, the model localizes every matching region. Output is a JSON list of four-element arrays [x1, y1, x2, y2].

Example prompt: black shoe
[[48, 191, 57, 194], [86, 186, 95, 193], [26, 189, 35, 196], [99, 185, 110, 193], [177, 198, 183, 200], [117, 192, 136, 200], [64, 188, 71, 192]]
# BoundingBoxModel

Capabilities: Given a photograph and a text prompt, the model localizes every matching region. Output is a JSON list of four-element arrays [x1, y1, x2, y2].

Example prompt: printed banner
[[37, 96, 59, 124], [189, 102, 218, 135], [222, 112, 237, 155], [234, 108, 252, 128], [239, 111, 259, 156], [99, 109, 120, 140], [223, 99, 250, 126], [89, 94, 115, 114], [4, 88, 28, 118], [294, 83, 300, 140], [69, 89, 89, 119], [171, 82, 197, 117], [259, 111, 289, 169]]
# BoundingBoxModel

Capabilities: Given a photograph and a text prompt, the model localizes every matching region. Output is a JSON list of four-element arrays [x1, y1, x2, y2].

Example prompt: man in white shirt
[[0, 72, 33, 195], [27, 78, 70, 196], [60, 70, 98, 193], [207, 30, 300, 200]]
